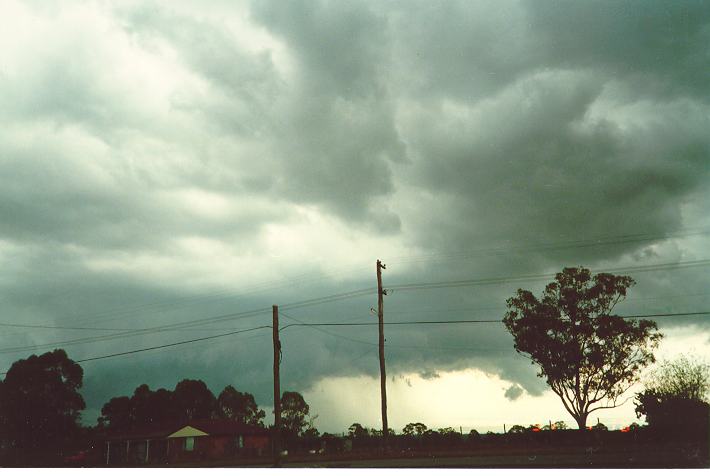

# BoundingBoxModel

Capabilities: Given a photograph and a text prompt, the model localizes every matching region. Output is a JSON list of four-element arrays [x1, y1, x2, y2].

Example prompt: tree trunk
[[575, 414, 588, 430]]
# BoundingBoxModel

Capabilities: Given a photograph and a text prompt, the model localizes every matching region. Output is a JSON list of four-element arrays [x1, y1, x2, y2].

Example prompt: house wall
[[167, 435, 228, 463], [244, 435, 269, 454], [106, 433, 271, 465]]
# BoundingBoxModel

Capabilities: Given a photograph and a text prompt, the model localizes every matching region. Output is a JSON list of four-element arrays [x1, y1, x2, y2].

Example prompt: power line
[[2, 259, 707, 356], [387, 259, 710, 292], [384, 228, 710, 266], [280, 311, 377, 348], [0, 288, 378, 356], [0, 307, 272, 356], [0, 325, 272, 376], [6, 289, 708, 333], [3, 310, 707, 376], [6, 265, 374, 331], [9, 228, 706, 338], [279, 311, 710, 331], [279, 312, 522, 354]]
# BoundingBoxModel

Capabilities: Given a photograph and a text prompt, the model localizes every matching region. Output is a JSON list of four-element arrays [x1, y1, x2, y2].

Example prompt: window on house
[[184, 437, 195, 452], [236, 435, 244, 448]]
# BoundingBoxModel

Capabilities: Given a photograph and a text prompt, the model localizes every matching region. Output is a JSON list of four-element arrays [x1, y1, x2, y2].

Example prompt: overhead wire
[[383, 228, 710, 266], [0, 307, 272, 356], [387, 259, 710, 292], [5, 288, 708, 333], [0, 288, 379, 356], [0, 324, 272, 376], [8, 227, 707, 338], [279, 310, 377, 348], [278, 311, 710, 331], [0, 262, 374, 336], [1, 258, 708, 356], [2, 309, 707, 376]]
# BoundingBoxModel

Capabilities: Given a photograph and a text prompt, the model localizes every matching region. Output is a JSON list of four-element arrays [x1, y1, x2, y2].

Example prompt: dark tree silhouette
[[130, 385, 175, 427], [402, 422, 427, 436], [98, 396, 132, 430], [172, 379, 217, 420], [553, 420, 568, 430], [542, 420, 568, 431], [281, 391, 310, 438], [635, 355, 710, 433], [98, 381, 212, 430], [0, 349, 85, 453], [592, 421, 608, 431], [348, 422, 370, 438], [503, 267, 662, 429], [508, 424, 526, 434], [640, 355, 709, 401], [217, 385, 265, 427], [98, 386, 175, 430]]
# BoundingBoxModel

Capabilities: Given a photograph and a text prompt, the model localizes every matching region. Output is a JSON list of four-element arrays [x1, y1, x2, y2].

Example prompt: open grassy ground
[[203, 441, 708, 468]]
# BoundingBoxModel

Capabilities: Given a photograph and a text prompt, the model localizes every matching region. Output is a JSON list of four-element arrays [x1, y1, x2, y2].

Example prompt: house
[[102, 419, 270, 465]]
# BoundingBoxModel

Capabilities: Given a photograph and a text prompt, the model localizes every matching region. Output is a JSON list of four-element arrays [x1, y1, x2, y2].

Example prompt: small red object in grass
[[63, 450, 88, 463]]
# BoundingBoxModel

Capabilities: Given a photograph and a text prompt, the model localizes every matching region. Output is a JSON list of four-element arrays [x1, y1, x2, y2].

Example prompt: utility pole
[[376, 259, 389, 451], [272, 305, 281, 467]]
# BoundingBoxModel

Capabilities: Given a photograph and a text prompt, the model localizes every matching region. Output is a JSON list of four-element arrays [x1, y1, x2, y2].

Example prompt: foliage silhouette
[[635, 355, 710, 435], [217, 385, 265, 427], [97, 396, 132, 431], [348, 422, 370, 438], [642, 355, 709, 401], [0, 349, 85, 457], [402, 422, 427, 436], [98, 381, 265, 431], [281, 391, 310, 439], [172, 379, 218, 420], [504, 267, 662, 429]]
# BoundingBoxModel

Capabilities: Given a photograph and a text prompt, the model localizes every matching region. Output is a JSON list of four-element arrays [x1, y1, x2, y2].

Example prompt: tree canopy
[[0, 349, 85, 452], [348, 422, 370, 438], [402, 422, 428, 437], [172, 379, 218, 420], [281, 391, 310, 438], [640, 355, 709, 401], [635, 355, 710, 433], [217, 385, 265, 427], [503, 267, 662, 429], [98, 380, 265, 430]]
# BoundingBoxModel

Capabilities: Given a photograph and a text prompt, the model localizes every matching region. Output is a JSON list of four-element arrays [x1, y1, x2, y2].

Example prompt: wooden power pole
[[272, 305, 282, 466], [376, 259, 389, 450]]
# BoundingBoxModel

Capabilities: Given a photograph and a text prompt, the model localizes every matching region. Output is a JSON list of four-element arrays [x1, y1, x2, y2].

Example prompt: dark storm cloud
[[1, 0, 709, 430], [385, 0, 710, 257], [526, 0, 710, 100], [504, 384, 524, 401], [400, 70, 710, 255], [250, 0, 405, 229], [117, 0, 405, 230], [419, 370, 441, 380]]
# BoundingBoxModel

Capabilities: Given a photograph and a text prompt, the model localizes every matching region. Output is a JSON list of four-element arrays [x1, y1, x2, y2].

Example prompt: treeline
[[0, 349, 315, 465], [98, 380, 266, 430], [1, 347, 709, 465], [98, 381, 318, 445], [317, 419, 706, 460]]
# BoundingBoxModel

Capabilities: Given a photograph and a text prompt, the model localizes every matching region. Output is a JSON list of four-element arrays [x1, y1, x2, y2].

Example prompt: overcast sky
[[1, 0, 709, 433]]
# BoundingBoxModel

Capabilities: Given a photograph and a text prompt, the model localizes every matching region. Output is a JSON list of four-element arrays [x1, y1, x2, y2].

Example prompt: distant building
[[100, 419, 270, 465]]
